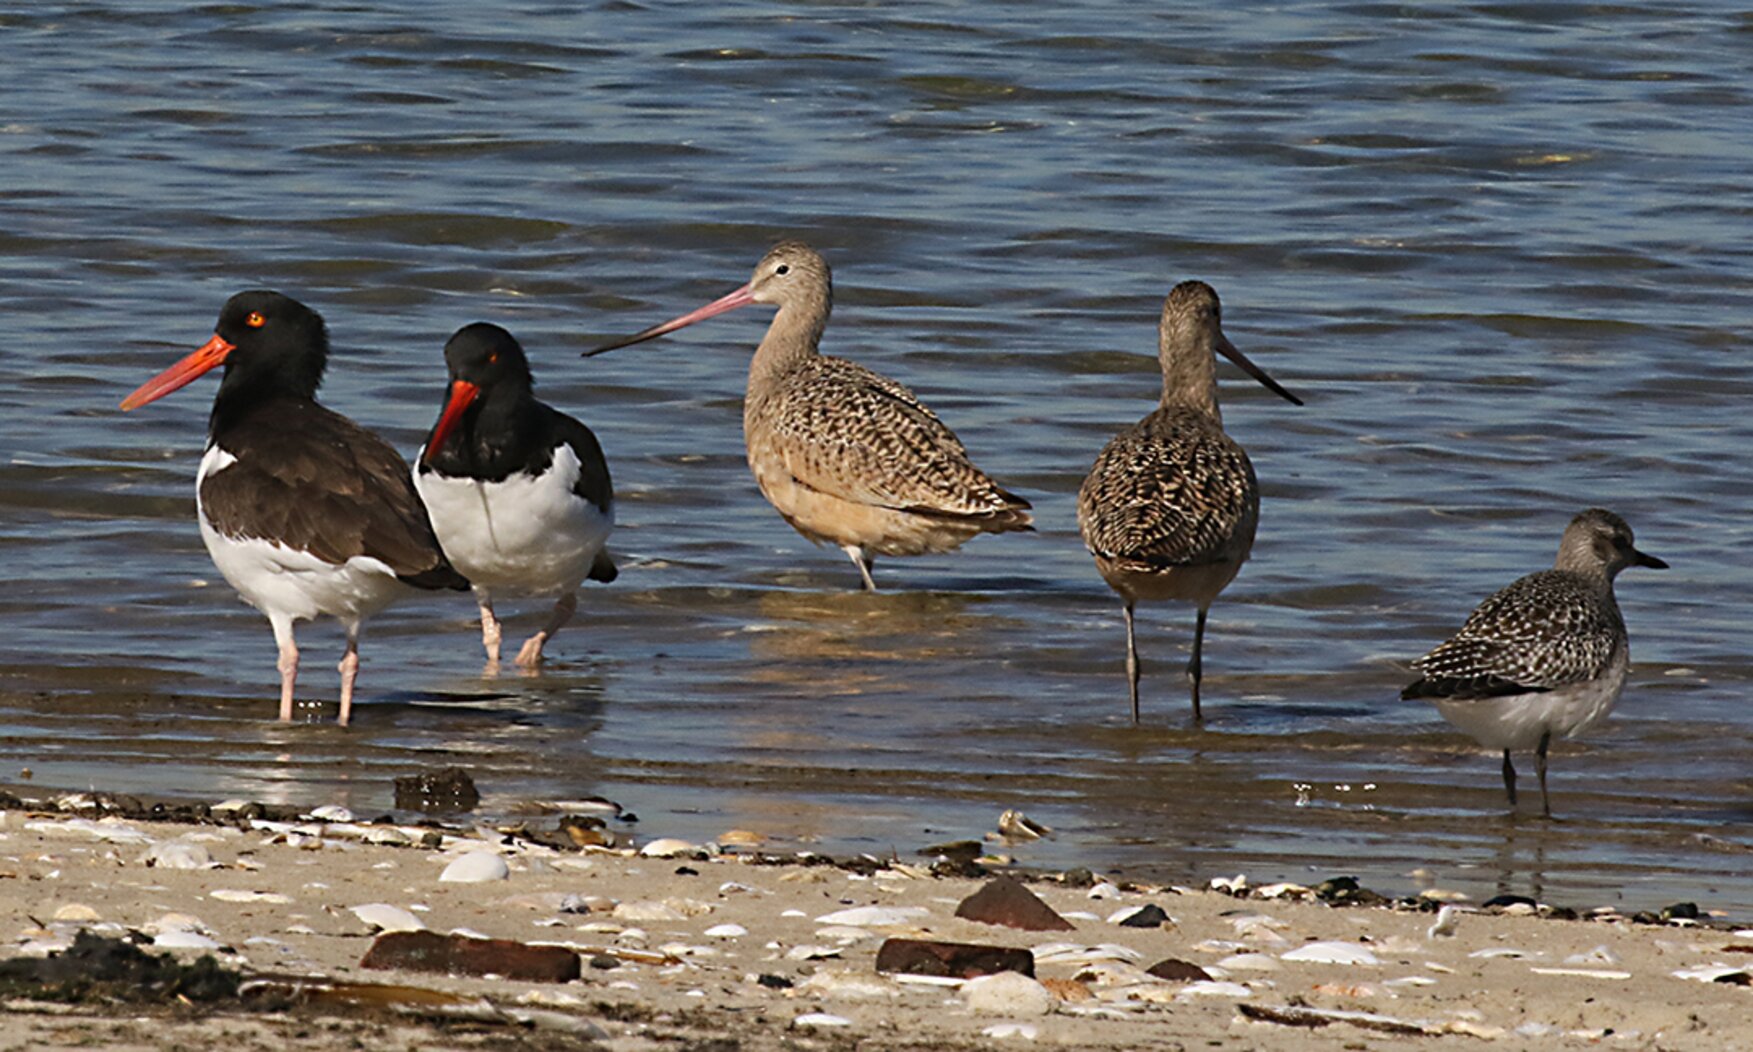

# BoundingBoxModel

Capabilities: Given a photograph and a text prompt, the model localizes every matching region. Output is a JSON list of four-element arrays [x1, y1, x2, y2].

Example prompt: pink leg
[[515, 592, 577, 668], [337, 627, 360, 728], [271, 616, 298, 723], [478, 595, 503, 670]]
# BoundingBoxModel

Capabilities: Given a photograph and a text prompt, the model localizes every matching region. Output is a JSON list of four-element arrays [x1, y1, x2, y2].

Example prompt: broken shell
[[996, 810, 1051, 841], [439, 852, 510, 883], [1281, 942, 1381, 966], [351, 904, 426, 933], [639, 838, 697, 858], [814, 905, 929, 927]]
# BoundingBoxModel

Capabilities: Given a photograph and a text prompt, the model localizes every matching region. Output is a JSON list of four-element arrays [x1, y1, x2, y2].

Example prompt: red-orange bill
[[120, 334, 234, 411], [422, 379, 481, 462]]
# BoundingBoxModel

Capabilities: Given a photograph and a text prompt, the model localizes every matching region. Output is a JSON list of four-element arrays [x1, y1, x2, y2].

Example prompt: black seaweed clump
[[0, 931, 240, 1004]]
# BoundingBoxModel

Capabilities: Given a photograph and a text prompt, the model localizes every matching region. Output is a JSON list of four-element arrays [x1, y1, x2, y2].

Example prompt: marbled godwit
[[589, 240, 1032, 590], [416, 323, 616, 670], [1078, 280, 1302, 722], [120, 291, 468, 726], [1402, 509, 1666, 817]]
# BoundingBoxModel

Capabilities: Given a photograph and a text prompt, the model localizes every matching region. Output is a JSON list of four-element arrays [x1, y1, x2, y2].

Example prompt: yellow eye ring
[[245, 311, 267, 328]]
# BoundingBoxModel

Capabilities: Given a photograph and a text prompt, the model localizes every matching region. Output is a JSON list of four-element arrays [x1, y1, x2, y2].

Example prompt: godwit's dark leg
[[1501, 749, 1518, 809], [1188, 606, 1208, 722], [1124, 600, 1141, 723], [1535, 730, 1553, 819]]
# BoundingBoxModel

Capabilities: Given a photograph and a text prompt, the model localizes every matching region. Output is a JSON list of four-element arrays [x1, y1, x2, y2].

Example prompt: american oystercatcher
[[1402, 509, 1666, 817], [120, 290, 469, 726], [415, 323, 615, 669]]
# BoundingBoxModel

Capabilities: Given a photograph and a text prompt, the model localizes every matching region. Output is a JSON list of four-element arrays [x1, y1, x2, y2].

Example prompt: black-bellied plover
[[416, 323, 616, 672], [588, 241, 1032, 591], [1402, 508, 1667, 817], [1077, 281, 1302, 722]]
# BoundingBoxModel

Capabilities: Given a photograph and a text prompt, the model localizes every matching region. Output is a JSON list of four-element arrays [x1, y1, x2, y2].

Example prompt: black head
[[213, 290, 329, 400], [443, 322, 533, 393]]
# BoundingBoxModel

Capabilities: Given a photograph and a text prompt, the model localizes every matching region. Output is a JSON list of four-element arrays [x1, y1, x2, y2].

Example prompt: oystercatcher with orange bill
[[416, 323, 615, 670], [121, 291, 469, 726]]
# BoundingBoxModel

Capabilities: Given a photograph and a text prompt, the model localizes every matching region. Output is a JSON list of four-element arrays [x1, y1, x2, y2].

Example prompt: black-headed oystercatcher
[[415, 322, 615, 670], [121, 290, 469, 725]]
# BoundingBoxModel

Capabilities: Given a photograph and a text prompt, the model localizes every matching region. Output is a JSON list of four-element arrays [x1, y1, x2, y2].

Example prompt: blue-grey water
[[2, 2, 1750, 915]]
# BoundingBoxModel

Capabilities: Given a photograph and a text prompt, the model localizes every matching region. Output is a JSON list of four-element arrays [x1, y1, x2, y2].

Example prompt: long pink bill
[[1218, 335, 1303, 406], [584, 283, 757, 358]]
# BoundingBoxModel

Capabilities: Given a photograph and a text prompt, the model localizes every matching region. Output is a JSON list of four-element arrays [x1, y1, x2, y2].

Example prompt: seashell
[[210, 889, 292, 904], [784, 944, 841, 961], [791, 1013, 852, 1028], [1086, 882, 1122, 900], [1563, 945, 1619, 966], [1671, 964, 1751, 983], [307, 805, 353, 822], [1468, 947, 1537, 959], [350, 904, 426, 933], [439, 852, 509, 883], [143, 841, 215, 870], [814, 905, 929, 927], [1417, 887, 1470, 903], [153, 930, 221, 951], [1208, 874, 1248, 894], [1528, 967, 1631, 980], [1255, 882, 1312, 900], [703, 923, 746, 938], [51, 904, 100, 923], [1176, 980, 1253, 999], [715, 829, 766, 847], [815, 925, 878, 944], [961, 971, 1053, 1016], [1311, 981, 1382, 998], [996, 810, 1051, 840], [793, 970, 898, 1001], [638, 838, 697, 858], [1281, 942, 1380, 966], [982, 1023, 1039, 1040], [1217, 953, 1281, 972], [1384, 975, 1437, 987]]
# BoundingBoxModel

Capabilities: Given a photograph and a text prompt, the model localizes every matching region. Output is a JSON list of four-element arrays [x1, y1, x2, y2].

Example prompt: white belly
[[1432, 650, 1629, 751], [414, 444, 613, 600], [197, 446, 410, 629]]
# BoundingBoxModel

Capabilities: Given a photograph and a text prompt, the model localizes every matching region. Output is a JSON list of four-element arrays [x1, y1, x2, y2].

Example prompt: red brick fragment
[[874, 937, 1034, 978], [360, 931, 580, 983], [953, 875, 1075, 932]]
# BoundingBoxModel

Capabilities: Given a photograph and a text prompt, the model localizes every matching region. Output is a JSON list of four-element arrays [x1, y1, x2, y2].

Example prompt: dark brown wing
[[202, 397, 468, 590]]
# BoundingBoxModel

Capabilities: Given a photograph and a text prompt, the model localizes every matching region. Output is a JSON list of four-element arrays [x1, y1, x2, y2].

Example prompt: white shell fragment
[[996, 809, 1051, 840], [1672, 964, 1752, 983], [1177, 980, 1254, 999], [704, 923, 747, 938], [308, 805, 354, 822], [350, 904, 426, 933], [961, 971, 1054, 1017], [52, 904, 101, 923], [143, 840, 216, 870], [1427, 905, 1460, 939], [1281, 942, 1381, 966], [1528, 967, 1631, 980], [639, 838, 697, 858], [440, 851, 510, 883], [792, 1013, 852, 1028], [153, 930, 222, 951], [983, 1022, 1040, 1040], [210, 889, 293, 905], [793, 970, 898, 1001], [1087, 882, 1122, 900], [814, 905, 929, 927]]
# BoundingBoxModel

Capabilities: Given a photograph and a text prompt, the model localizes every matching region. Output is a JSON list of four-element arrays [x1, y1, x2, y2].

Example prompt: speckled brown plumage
[[1077, 280, 1301, 722], [593, 240, 1030, 590], [1077, 407, 1259, 576]]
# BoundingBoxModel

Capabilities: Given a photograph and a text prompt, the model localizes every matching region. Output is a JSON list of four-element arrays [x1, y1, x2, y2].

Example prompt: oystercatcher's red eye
[[488, 353, 499, 364], [246, 311, 267, 328]]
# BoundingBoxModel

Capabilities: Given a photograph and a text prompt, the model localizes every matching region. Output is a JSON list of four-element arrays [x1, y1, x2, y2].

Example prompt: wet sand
[[0, 790, 1748, 1050]]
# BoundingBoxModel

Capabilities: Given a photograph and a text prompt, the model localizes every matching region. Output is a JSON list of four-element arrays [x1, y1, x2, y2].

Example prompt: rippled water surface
[[3, 2, 1751, 913]]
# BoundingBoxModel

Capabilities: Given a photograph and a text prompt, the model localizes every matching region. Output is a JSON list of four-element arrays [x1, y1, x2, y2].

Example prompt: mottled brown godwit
[[1078, 280, 1301, 722], [590, 240, 1031, 590]]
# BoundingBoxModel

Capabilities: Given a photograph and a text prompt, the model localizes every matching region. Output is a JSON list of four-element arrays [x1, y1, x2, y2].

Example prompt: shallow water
[[2, 2, 1751, 913]]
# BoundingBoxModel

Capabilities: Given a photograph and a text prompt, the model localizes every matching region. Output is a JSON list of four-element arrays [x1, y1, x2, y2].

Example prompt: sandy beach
[[0, 788, 1747, 1051]]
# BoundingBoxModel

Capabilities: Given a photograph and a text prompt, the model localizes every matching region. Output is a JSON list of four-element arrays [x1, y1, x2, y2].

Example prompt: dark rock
[[1480, 894, 1539, 911], [588, 954, 620, 971], [361, 931, 579, 983], [1060, 867, 1095, 888], [1661, 901, 1701, 922], [392, 766, 480, 814], [874, 938, 1034, 979], [1118, 903, 1172, 929], [1146, 957, 1212, 983], [1314, 875, 1389, 907], [756, 973, 794, 990], [954, 876, 1075, 932], [0, 931, 239, 1004], [919, 839, 984, 863], [675, 866, 699, 876]]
